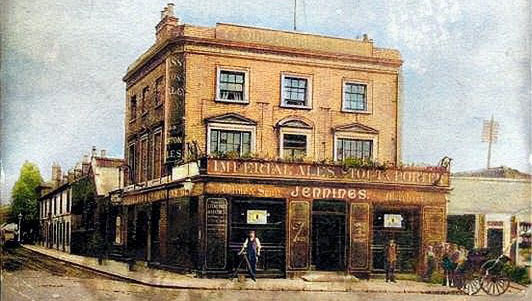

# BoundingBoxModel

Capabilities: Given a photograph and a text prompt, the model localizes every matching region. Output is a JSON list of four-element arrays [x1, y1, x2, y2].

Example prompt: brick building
[[114, 4, 450, 278]]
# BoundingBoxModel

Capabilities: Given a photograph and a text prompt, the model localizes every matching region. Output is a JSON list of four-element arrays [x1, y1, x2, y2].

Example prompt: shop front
[[116, 158, 450, 278]]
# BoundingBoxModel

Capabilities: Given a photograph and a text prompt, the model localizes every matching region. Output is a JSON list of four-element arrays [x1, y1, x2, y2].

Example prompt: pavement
[[20, 244, 527, 295]]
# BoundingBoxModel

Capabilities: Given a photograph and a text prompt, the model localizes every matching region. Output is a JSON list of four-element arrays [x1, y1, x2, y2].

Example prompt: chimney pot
[[100, 149, 107, 157], [167, 3, 175, 17]]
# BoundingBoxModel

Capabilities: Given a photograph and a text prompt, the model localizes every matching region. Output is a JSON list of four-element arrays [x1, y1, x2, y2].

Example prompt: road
[[1, 247, 530, 301]]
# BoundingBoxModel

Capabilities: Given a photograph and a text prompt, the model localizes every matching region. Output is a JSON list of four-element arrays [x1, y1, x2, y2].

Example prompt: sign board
[[384, 214, 403, 228], [247, 210, 268, 224]]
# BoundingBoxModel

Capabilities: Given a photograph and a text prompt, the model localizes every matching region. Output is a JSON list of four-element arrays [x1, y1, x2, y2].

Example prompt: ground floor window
[[230, 198, 286, 274], [372, 207, 420, 272]]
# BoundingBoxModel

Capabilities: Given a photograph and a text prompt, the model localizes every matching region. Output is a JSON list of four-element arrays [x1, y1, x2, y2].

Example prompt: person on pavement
[[238, 230, 261, 281], [385, 239, 398, 283]]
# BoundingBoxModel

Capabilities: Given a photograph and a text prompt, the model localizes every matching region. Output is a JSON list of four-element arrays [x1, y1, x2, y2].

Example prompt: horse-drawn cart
[[454, 249, 511, 296]]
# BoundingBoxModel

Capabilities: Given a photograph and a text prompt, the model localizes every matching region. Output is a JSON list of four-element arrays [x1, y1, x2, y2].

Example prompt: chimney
[[51, 163, 62, 188], [100, 149, 107, 157], [156, 3, 179, 43]]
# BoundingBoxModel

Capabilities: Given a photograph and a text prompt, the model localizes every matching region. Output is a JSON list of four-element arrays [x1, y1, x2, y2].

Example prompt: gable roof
[[334, 123, 378, 134], [205, 113, 257, 125]]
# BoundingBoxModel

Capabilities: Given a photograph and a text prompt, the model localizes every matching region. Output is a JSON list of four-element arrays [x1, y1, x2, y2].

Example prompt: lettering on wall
[[205, 198, 228, 269], [208, 159, 449, 187], [350, 203, 370, 270], [288, 201, 310, 270]]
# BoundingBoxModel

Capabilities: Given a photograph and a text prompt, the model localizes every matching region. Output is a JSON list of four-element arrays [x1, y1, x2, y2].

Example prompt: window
[[336, 138, 373, 161], [282, 75, 310, 108], [282, 134, 307, 159], [155, 77, 164, 105], [217, 70, 246, 102], [129, 95, 137, 120], [153, 131, 162, 179], [66, 222, 70, 246], [343, 83, 367, 111], [140, 137, 148, 182], [209, 129, 251, 155], [66, 189, 70, 213], [127, 143, 136, 184], [115, 216, 122, 245], [59, 193, 63, 214], [141, 86, 149, 113]]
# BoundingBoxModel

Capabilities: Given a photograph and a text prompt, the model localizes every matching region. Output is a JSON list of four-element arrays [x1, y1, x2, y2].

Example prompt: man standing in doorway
[[385, 239, 398, 283], [238, 230, 262, 281]]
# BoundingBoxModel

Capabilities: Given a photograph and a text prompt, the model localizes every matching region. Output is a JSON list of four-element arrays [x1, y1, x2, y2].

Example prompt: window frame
[[341, 79, 372, 114], [333, 133, 378, 162], [129, 95, 137, 121], [206, 123, 256, 156], [215, 67, 250, 104], [280, 73, 313, 109]]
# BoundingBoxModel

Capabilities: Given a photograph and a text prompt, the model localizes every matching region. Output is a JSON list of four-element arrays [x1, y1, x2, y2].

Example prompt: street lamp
[[17, 213, 22, 243]]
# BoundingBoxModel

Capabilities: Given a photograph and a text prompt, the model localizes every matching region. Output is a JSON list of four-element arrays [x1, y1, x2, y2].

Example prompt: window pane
[[337, 138, 373, 160], [344, 83, 367, 111]]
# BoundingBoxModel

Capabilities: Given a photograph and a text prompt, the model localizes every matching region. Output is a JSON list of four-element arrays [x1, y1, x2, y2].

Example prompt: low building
[[37, 148, 123, 255], [448, 167, 531, 265]]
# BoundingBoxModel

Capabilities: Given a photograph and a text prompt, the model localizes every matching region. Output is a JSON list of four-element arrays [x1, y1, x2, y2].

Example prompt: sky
[[0, 0, 530, 203]]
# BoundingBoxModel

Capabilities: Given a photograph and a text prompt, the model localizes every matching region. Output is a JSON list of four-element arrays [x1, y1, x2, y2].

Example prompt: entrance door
[[135, 211, 148, 260], [312, 201, 346, 271], [487, 228, 503, 256]]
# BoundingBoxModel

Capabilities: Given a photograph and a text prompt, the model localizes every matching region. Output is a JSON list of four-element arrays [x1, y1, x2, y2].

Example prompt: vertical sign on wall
[[350, 203, 370, 270], [422, 206, 446, 251], [205, 198, 228, 269], [167, 53, 186, 165], [288, 200, 310, 269]]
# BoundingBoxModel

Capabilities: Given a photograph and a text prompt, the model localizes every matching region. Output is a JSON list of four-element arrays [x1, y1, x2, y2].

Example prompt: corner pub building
[[113, 4, 451, 279]]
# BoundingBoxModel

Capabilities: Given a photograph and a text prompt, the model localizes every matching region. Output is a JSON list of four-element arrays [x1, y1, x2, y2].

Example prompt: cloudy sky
[[1, 0, 529, 203]]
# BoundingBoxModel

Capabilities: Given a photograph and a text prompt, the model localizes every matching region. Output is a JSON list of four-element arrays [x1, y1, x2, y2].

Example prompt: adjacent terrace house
[[37, 148, 123, 256], [113, 4, 451, 278]]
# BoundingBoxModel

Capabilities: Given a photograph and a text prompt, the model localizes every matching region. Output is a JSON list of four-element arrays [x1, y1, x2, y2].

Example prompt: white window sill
[[215, 98, 249, 104], [341, 109, 371, 114], [280, 104, 312, 110]]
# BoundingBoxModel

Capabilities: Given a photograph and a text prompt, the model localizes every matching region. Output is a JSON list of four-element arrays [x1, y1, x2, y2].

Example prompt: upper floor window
[[216, 69, 248, 103], [282, 134, 307, 159], [209, 129, 251, 156], [336, 138, 373, 161], [281, 74, 312, 108], [127, 143, 136, 184], [129, 95, 137, 120], [141, 86, 149, 113], [343, 82, 367, 112], [155, 77, 164, 106]]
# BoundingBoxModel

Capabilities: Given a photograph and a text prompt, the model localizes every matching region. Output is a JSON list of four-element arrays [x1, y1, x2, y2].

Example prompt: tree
[[10, 161, 43, 241]]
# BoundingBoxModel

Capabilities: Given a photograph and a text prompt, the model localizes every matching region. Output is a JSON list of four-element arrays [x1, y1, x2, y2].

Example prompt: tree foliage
[[10, 161, 43, 227]]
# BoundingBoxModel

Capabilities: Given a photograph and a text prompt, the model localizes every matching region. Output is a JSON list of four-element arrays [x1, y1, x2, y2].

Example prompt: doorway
[[312, 200, 346, 271], [135, 211, 148, 260], [487, 228, 503, 256]]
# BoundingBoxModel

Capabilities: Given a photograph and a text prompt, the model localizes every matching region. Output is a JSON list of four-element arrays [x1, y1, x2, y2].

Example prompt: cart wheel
[[459, 277, 482, 295], [482, 275, 510, 296]]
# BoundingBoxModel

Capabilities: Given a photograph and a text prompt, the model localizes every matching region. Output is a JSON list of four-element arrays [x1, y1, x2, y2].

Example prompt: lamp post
[[17, 213, 22, 243]]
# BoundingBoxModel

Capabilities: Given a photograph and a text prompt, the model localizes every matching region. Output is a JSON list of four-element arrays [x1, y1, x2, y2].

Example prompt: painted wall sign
[[350, 203, 370, 270], [288, 201, 310, 270], [205, 198, 228, 269], [207, 159, 450, 187]]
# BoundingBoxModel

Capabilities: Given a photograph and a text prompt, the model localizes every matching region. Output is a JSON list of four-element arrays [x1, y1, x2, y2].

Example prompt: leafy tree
[[10, 161, 43, 240]]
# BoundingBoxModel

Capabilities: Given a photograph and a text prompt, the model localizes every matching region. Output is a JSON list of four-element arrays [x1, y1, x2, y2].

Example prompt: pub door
[[311, 201, 346, 271], [371, 207, 420, 273], [135, 211, 148, 260]]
